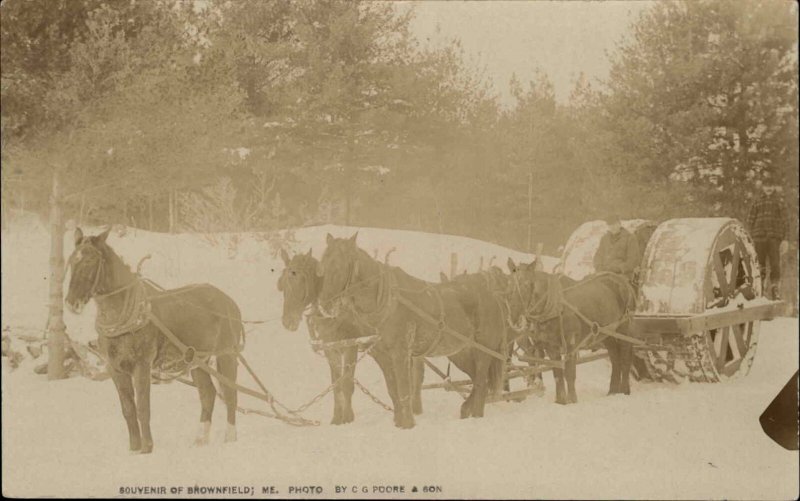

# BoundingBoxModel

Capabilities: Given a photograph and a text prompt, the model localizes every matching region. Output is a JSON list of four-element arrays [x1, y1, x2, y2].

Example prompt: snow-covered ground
[[2, 216, 798, 499]]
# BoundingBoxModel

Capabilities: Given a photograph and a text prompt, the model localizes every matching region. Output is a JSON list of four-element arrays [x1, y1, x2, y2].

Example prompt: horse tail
[[225, 298, 246, 352]]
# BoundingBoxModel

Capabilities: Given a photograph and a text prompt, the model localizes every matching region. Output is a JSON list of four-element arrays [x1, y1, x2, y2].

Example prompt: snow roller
[[559, 218, 785, 383]]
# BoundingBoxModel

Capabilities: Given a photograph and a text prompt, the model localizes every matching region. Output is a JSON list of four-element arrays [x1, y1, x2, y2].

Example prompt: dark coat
[[747, 193, 788, 241], [593, 227, 640, 277]]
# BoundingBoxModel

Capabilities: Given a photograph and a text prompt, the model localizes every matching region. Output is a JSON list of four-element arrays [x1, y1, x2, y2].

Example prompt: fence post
[[535, 242, 544, 271], [450, 252, 458, 279], [47, 170, 67, 380]]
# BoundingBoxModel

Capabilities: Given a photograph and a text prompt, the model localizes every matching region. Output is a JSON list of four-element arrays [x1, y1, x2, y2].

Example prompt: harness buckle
[[183, 346, 196, 364]]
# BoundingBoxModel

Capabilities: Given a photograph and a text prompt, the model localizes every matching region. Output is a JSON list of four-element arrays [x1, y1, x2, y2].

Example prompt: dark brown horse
[[278, 248, 424, 424], [317, 233, 505, 428], [506, 258, 636, 404], [65, 228, 242, 453]]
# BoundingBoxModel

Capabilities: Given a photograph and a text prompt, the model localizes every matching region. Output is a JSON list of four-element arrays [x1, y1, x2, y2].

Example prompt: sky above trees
[[410, 0, 651, 104]]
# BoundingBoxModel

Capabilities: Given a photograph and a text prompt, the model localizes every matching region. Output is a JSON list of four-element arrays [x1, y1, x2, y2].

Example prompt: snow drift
[[2, 216, 797, 499]]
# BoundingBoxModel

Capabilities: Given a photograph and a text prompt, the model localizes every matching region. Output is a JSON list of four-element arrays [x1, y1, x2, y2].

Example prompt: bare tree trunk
[[344, 125, 355, 226], [78, 193, 86, 226], [173, 189, 179, 232], [527, 170, 533, 253], [47, 170, 67, 380], [168, 190, 174, 233], [148, 196, 154, 231]]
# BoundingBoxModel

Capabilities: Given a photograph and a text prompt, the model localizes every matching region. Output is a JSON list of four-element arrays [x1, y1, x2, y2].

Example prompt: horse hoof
[[140, 444, 153, 454], [193, 437, 209, 447]]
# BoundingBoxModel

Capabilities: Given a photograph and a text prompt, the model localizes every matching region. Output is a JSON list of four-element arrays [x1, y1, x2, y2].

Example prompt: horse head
[[65, 226, 127, 314], [505, 257, 554, 328], [277, 247, 318, 331], [317, 232, 364, 316]]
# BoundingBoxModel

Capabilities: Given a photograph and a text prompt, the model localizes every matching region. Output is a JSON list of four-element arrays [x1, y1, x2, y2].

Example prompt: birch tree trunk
[[168, 189, 174, 233], [47, 170, 67, 380]]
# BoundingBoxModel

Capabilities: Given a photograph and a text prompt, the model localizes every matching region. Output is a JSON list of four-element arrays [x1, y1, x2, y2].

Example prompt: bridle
[[506, 269, 561, 333], [67, 243, 108, 299], [68, 242, 142, 303], [279, 260, 317, 316]]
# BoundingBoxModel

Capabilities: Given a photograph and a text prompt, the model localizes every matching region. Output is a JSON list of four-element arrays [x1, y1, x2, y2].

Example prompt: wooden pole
[[527, 171, 533, 253], [168, 189, 174, 233], [78, 193, 86, 226], [47, 170, 67, 380], [148, 196, 154, 231], [450, 252, 458, 279]]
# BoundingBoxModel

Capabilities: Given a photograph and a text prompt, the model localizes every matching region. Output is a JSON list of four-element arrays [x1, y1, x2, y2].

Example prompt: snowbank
[[2, 217, 797, 499]]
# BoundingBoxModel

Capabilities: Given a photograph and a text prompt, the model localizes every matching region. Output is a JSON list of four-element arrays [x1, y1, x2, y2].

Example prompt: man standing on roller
[[593, 214, 640, 281], [747, 182, 789, 300]]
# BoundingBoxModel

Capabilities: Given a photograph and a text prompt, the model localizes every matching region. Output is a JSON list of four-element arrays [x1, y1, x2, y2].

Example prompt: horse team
[[66, 228, 636, 454]]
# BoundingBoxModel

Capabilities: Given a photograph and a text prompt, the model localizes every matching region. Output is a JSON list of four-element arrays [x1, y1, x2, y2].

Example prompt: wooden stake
[[47, 170, 67, 380], [527, 171, 533, 253], [148, 196, 154, 231]]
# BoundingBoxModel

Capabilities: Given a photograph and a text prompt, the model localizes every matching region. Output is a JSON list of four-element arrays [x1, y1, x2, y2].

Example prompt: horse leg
[[458, 355, 476, 418], [190, 367, 216, 446], [544, 345, 567, 405], [503, 343, 514, 393], [217, 354, 238, 442], [324, 348, 345, 425], [341, 346, 357, 423], [605, 339, 621, 395], [411, 357, 424, 415], [470, 354, 492, 418], [619, 341, 633, 395], [110, 367, 141, 452], [132, 363, 154, 453], [531, 344, 546, 391], [565, 352, 578, 404], [369, 347, 400, 424], [389, 348, 415, 429]]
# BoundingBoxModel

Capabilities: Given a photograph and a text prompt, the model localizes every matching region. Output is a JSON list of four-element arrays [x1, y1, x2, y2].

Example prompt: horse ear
[[280, 248, 290, 265], [97, 226, 111, 243], [326, 233, 334, 245], [349, 231, 358, 246], [74, 227, 84, 246], [439, 272, 450, 283], [507, 257, 517, 273]]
